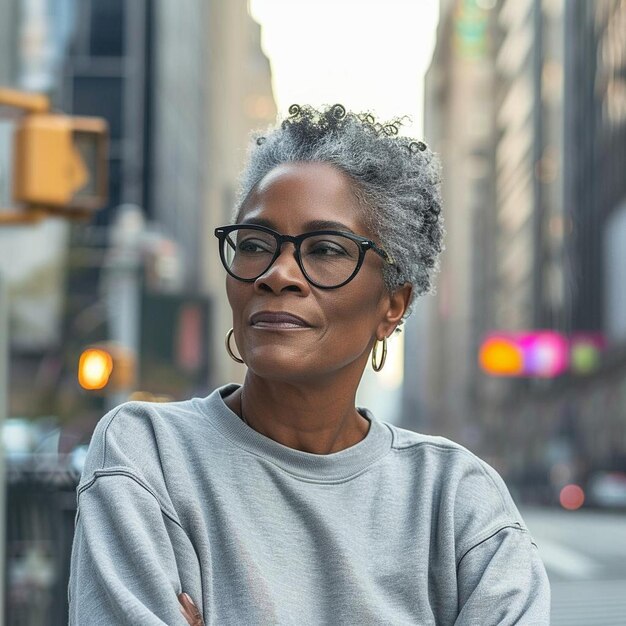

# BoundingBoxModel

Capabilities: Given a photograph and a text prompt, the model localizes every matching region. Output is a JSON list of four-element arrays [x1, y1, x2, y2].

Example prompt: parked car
[[586, 471, 626, 509], [2, 417, 86, 475]]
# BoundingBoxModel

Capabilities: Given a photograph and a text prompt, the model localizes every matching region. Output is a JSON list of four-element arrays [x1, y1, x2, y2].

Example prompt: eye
[[237, 238, 273, 253], [308, 241, 348, 256], [302, 234, 360, 259]]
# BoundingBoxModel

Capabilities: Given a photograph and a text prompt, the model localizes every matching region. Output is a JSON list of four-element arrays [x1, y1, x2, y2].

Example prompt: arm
[[443, 448, 551, 625], [455, 525, 550, 625], [68, 471, 200, 626]]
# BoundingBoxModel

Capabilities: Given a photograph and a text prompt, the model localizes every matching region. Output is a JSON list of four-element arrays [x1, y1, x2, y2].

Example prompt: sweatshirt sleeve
[[455, 525, 551, 625], [68, 471, 194, 626], [447, 450, 551, 625]]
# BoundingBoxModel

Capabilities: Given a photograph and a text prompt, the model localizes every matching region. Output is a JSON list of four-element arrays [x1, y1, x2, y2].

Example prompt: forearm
[[69, 472, 197, 625]]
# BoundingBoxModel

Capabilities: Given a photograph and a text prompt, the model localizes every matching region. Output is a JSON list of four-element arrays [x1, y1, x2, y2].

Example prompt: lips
[[249, 311, 311, 327]]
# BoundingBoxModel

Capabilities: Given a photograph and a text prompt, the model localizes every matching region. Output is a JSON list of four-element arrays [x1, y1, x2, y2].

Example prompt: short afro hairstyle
[[232, 103, 445, 324]]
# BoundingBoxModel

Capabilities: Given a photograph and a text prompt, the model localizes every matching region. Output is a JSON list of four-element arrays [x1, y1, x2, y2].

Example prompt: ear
[[376, 282, 413, 339]]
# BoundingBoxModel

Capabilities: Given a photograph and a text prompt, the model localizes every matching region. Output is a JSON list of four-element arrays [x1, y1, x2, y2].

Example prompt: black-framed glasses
[[214, 224, 395, 289]]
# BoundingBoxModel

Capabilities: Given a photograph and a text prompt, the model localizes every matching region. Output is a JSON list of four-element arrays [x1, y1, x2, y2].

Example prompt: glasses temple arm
[[373, 245, 396, 265]]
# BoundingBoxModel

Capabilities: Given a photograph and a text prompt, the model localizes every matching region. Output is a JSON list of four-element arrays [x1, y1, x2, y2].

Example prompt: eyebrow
[[239, 217, 357, 234]]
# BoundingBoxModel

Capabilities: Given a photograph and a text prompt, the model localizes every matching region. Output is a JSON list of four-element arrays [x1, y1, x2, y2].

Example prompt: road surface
[[522, 507, 626, 626]]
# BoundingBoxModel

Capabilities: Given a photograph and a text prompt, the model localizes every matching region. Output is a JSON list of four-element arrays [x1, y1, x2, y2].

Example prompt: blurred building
[[2, 0, 275, 418], [0, 0, 18, 206], [411, 0, 497, 447], [151, 0, 276, 388], [506, 0, 626, 488], [60, 0, 153, 224], [421, 0, 626, 494], [1, 0, 78, 411], [0, 0, 17, 87], [566, 0, 626, 340]]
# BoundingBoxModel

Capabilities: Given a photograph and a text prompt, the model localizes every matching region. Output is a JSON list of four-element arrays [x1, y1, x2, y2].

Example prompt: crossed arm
[[69, 473, 548, 625], [69, 472, 204, 625]]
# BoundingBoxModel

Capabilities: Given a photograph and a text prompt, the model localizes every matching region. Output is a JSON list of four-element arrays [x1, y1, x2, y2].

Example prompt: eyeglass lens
[[223, 227, 362, 287]]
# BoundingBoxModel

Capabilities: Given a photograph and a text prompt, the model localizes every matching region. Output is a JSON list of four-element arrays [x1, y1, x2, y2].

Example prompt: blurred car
[[2, 418, 38, 466], [2, 417, 86, 475], [586, 471, 626, 508]]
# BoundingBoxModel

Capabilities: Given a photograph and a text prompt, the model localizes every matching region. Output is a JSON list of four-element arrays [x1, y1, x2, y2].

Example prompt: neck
[[226, 372, 370, 454]]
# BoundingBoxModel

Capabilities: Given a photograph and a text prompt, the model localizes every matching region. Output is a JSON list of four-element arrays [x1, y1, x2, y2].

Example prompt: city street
[[2, 0, 626, 623], [523, 507, 626, 625]]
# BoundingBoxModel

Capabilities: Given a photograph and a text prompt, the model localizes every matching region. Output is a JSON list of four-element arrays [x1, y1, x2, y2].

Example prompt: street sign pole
[[0, 270, 9, 623]]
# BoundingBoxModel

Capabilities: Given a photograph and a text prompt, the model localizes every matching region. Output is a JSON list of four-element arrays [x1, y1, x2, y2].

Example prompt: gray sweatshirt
[[68, 383, 550, 625]]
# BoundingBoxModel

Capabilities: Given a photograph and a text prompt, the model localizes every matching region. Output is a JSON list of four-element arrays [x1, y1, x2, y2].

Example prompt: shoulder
[[384, 423, 528, 556], [79, 397, 200, 490], [387, 422, 502, 481]]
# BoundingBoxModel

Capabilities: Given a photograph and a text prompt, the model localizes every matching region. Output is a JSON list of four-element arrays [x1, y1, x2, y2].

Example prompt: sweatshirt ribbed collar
[[194, 383, 393, 483]]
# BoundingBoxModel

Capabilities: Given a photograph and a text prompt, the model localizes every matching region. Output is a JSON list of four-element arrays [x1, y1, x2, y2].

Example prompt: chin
[[244, 347, 319, 380]]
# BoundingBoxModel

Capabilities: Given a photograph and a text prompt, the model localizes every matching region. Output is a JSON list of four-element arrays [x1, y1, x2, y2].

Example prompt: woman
[[69, 104, 550, 625]]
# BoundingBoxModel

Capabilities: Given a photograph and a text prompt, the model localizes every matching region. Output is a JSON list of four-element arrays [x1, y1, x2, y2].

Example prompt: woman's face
[[226, 161, 409, 382]]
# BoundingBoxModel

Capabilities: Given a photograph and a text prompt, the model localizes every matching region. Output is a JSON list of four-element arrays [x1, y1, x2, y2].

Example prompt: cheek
[[225, 279, 247, 321], [225, 278, 235, 306], [323, 278, 386, 331]]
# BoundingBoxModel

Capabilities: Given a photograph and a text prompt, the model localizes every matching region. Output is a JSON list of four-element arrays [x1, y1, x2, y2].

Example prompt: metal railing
[[5, 458, 80, 626]]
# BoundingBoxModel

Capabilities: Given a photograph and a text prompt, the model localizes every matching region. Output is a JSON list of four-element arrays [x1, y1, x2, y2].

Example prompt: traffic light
[[78, 342, 136, 393], [0, 87, 108, 222], [13, 114, 108, 211]]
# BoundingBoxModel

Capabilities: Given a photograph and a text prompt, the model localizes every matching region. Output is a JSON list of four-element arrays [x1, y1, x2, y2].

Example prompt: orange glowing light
[[559, 484, 585, 510], [479, 337, 524, 375], [78, 348, 114, 390]]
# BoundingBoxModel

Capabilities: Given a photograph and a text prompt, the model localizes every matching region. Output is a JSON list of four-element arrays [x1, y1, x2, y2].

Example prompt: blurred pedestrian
[[68, 103, 550, 625]]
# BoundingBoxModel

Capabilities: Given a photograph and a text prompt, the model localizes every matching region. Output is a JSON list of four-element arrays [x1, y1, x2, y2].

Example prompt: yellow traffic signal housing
[[78, 342, 136, 393], [13, 113, 108, 211]]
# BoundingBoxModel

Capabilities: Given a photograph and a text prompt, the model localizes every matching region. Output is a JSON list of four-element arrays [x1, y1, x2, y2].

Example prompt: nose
[[253, 242, 310, 295]]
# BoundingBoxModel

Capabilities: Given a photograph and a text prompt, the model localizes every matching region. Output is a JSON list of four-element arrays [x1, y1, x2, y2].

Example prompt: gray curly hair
[[232, 103, 445, 323]]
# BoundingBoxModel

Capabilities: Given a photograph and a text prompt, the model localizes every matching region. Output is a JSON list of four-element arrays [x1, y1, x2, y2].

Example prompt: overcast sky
[[249, 0, 440, 139]]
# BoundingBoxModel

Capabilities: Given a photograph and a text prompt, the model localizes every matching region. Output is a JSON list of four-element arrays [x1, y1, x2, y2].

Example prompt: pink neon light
[[482, 331, 570, 378]]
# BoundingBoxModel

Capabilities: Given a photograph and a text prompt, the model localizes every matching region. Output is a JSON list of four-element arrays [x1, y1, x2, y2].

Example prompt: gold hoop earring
[[372, 337, 387, 372], [225, 328, 244, 364]]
